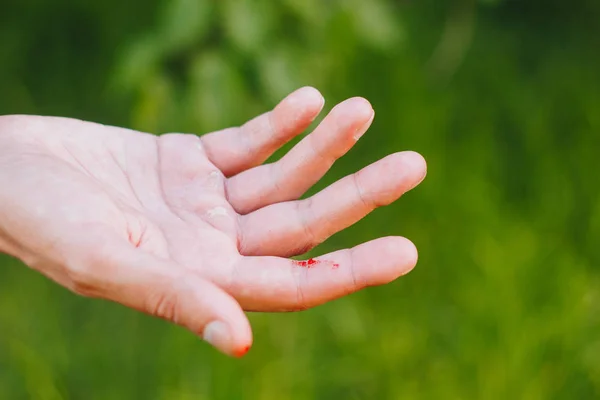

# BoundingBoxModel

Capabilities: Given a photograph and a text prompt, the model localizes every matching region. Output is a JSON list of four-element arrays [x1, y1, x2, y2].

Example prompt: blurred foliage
[[1, 0, 600, 399]]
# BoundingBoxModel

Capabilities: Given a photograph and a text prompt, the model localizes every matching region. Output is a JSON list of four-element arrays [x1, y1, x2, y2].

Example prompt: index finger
[[229, 237, 418, 312]]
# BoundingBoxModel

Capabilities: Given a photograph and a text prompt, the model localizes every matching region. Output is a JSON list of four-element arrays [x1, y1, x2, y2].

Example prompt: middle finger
[[226, 97, 374, 214], [237, 151, 427, 257]]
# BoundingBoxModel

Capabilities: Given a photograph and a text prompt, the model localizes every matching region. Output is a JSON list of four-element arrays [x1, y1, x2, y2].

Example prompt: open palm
[[0, 87, 426, 356]]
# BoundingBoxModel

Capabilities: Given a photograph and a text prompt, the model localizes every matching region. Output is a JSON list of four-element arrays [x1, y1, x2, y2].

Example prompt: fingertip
[[217, 308, 253, 357], [233, 344, 252, 358], [289, 86, 325, 114], [358, 236, 419, 285], [376, 236, 419, 275], [167, 275, 252, 358], [231, 322, 253, 358], [402, 150, 427, 172], [202, 317, 253, 358], [385, 151, 427, 192], [295, 85, 323, 100], [394, 236, 419, 275], [348, 96, 373, 109], [400, 151, 427, 181], [344, 97, 374, 120]]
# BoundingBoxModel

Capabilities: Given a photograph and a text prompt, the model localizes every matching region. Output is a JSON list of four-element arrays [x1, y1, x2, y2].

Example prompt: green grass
[[1, 1, 599, 398]]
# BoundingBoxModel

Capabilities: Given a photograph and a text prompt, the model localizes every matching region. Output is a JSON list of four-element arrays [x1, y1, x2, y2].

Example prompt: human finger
[[227, 97, 374, 214], [239, 151, 426, 257], [200, 86, 324, 176]]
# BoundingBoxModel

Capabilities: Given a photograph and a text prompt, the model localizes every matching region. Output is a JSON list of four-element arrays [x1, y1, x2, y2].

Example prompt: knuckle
[[347, 247, 360, 292], [293, 270, 308, 311], [147, 290, 180, 323], [144, 276, 184, 324], [352, 172, 376, 208], [296, 199, 319, 249]]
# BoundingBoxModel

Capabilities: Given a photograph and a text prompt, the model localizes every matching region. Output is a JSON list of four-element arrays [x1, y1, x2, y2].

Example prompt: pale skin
[[0, 87, 427, 357]]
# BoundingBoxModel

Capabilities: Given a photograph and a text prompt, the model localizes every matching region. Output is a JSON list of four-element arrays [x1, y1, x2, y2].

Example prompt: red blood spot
[[292, 258, 339, 270], [234, 345, 250, 357], [293, 258, 320, 268]]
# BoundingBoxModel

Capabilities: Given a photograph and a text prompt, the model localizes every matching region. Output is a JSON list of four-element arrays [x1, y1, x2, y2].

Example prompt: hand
[[0, 87, 426, 357]]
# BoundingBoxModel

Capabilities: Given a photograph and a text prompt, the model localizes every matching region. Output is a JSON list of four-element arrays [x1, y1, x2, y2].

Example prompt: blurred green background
[[1, 0, 600, 398]]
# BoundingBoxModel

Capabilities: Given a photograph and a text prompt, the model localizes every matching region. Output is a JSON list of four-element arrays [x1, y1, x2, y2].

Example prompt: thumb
[[64, 230, 252, 357]]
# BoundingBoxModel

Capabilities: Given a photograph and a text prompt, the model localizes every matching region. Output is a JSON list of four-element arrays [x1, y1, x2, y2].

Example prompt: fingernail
[[202, 321, 232, 355], [354, 112, 375, 141], [292, 86, 325, 114], [233, 345, 251, 358]]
